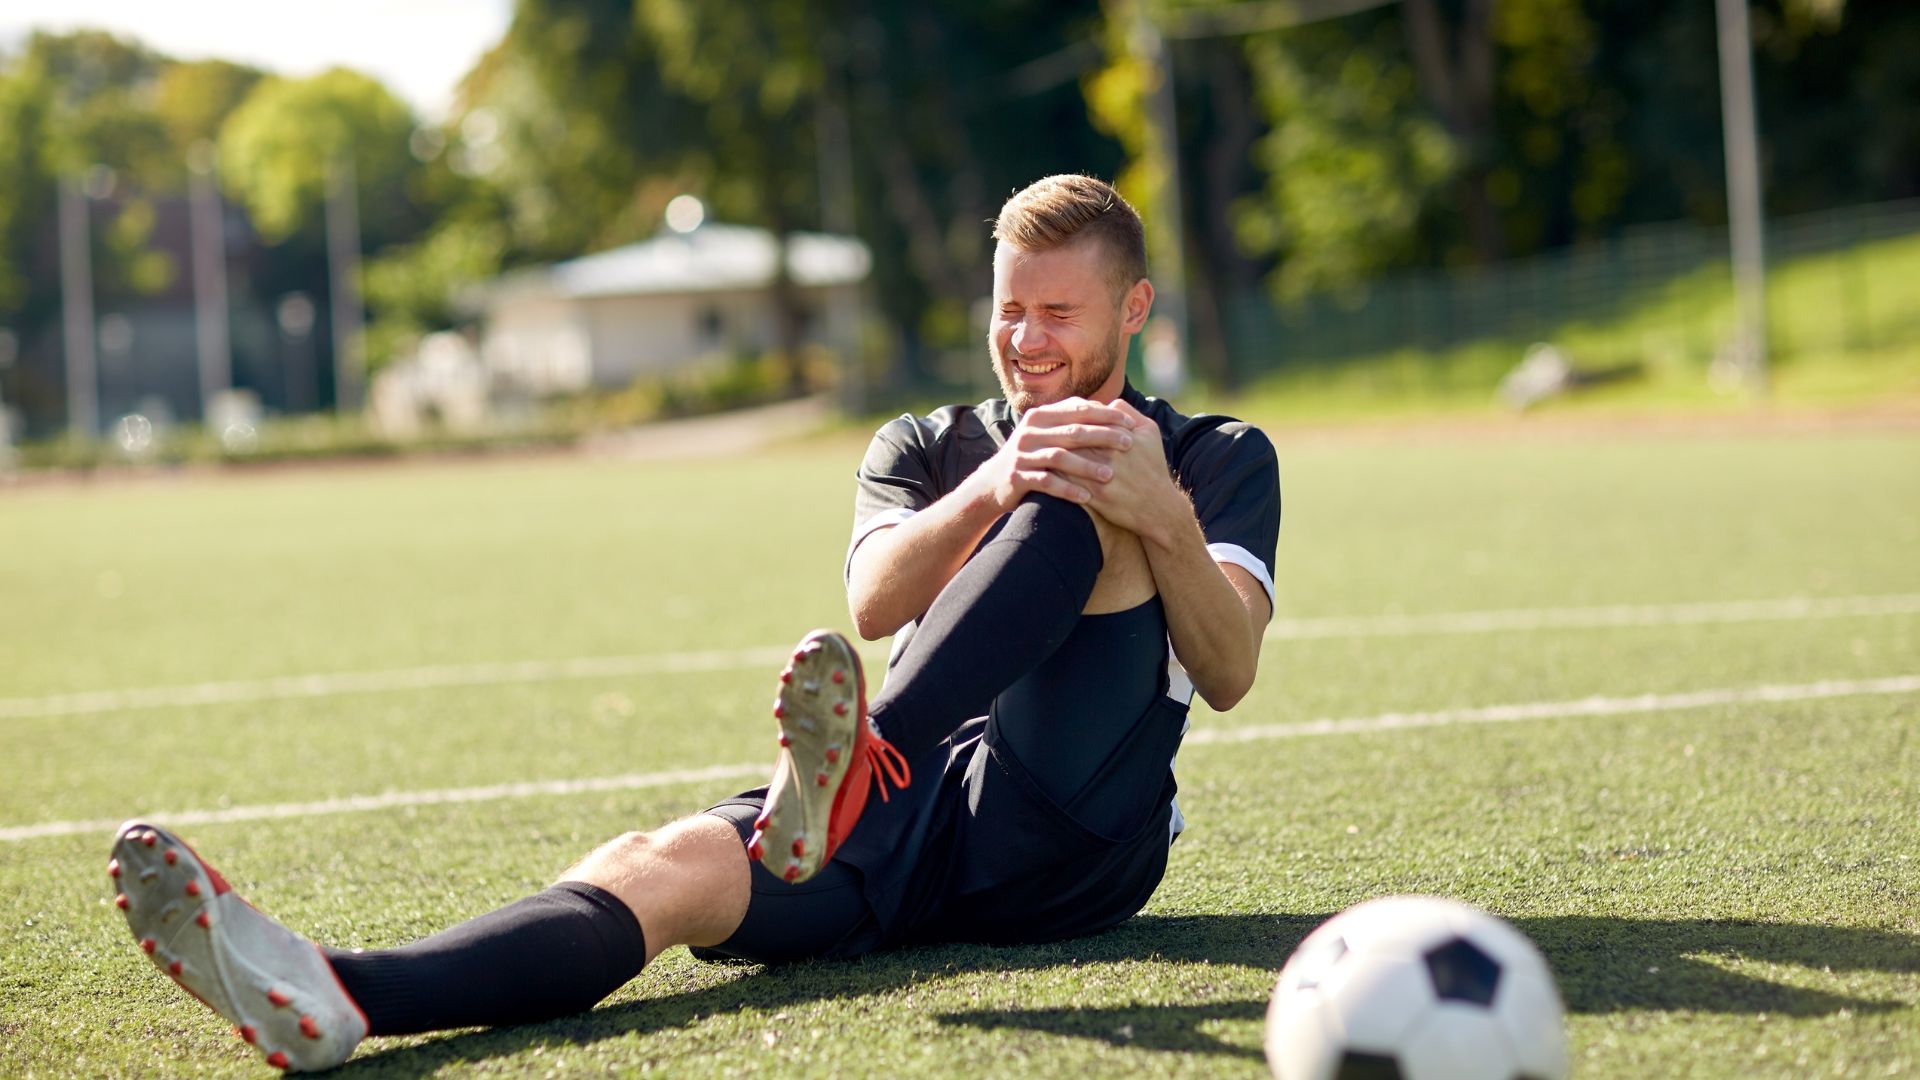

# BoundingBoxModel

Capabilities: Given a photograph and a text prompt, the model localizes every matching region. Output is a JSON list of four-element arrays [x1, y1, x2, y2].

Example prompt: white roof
[[498, 223, 871, 301]]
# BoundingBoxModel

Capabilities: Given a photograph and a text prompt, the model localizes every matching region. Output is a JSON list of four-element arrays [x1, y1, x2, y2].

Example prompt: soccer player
[[109, 174, 1280, 1072]]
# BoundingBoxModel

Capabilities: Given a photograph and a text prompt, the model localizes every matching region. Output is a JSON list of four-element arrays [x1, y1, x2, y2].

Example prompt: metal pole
[[325, 155, 365, 414], [1131, 10, 1189, 375], [57, 176, 99, 438], [1715, 0, 1769, 394], [816, 53, 864, 416], [188, 141, 233, 421]]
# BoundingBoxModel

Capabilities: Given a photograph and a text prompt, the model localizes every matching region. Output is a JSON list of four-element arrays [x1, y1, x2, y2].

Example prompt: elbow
[[1199, 681, 1250, 713], [1196, 654, 1260, 713], [847, 590, 897, 642]]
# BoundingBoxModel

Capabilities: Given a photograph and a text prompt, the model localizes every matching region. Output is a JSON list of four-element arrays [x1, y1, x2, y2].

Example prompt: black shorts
[[692, 599, 1187, 965]]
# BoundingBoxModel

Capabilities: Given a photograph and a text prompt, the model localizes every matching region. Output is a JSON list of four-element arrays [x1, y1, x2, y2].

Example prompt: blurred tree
[[217, 69, 423, 248], [153, 59, 265, 153]]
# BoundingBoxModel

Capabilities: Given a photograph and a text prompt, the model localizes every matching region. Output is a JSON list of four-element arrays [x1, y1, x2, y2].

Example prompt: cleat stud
[[267, 1050, 289, 1069], [746, 833, 765, 861], [115, 894, 129, 910], [240, 1025, 257, 1044], [196, 912, 211, 929], [164, 849, 178, 866], [832, 669, 845, 684], [267, 989, 291, 1008], [169, 960, 184, 976], [783, 864, 801, 883], [791, 837, 806, 858], [772, 702, 785, 720], [108, 859, 120, 878], [780, 669, 792, 684], [141, 831, 157, 847], [778, 733, 791, 748], [140, 938, 156, 955], [185, 881, 200, 898], [815, 771, 830, 787], [824, 747, 841, 764], [299, 1015, 320, 1039], [833, 701, 848, 716]]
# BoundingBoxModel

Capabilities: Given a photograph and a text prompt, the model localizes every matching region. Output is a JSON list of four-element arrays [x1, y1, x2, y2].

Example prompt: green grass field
[[2, 421, 1917, 1077]]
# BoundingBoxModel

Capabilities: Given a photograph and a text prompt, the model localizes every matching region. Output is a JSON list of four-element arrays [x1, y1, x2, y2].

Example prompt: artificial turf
[[1, 423, 1915, 1077]]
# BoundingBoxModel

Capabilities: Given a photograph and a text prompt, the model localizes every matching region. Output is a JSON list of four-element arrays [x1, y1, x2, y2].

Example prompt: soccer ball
[[1264, 896, 1568, 1080]]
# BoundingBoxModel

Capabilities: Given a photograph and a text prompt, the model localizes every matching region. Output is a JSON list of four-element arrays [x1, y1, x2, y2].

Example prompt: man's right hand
[[957, 398, 1140, 513]]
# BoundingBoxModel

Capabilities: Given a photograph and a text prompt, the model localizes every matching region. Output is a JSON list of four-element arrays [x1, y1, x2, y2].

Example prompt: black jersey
[[848, 381, 1282, 633]]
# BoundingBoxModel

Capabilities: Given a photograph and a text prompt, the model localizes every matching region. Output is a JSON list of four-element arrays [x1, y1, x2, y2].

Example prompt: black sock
[[323, 881, 648, 1036], [870, 492, 1102, 764]]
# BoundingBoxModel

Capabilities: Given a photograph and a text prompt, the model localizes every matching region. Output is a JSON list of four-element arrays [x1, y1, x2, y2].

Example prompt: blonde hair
[[992, 175, 1147, 298]]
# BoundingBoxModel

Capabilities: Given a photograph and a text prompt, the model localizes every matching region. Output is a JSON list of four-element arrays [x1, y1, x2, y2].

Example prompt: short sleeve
[[847, 417, 937, 578], [1180, 423, 1281, 611]]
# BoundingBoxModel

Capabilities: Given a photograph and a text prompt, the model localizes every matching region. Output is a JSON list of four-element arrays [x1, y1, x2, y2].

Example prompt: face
[[988, 237, 1149, 415]]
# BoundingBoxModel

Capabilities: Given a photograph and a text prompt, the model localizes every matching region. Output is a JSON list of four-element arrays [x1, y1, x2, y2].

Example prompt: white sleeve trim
[[845, 506, 918, 580], [1207, 542, 1276, 620]]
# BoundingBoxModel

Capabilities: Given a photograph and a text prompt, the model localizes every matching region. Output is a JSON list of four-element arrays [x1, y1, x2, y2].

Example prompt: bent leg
[[990, 522, 1172, 837], [870, 493, 1106, 763]]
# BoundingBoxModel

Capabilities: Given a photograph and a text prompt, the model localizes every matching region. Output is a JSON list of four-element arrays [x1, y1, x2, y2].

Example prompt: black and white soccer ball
[[1264, 896, 1568, 1080]]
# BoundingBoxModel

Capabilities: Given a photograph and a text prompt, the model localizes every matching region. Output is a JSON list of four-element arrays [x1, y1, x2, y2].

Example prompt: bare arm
[[1086, 398, 1269, 711], [847, 399, 1140, 640]]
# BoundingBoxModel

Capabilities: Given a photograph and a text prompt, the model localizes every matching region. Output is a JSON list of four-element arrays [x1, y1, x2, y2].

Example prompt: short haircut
[[992, 175, 1148, 299]]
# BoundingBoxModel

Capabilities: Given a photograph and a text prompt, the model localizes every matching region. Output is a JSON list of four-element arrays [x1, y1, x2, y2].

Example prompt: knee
[[1007, 491, 1102, 561]]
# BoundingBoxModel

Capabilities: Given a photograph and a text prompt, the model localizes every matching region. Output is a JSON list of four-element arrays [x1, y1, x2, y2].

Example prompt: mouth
[[1010, 357, 1064, 378]]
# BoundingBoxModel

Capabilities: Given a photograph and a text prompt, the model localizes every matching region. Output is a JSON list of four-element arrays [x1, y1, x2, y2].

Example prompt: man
[[109, 174, 1279, 1072]]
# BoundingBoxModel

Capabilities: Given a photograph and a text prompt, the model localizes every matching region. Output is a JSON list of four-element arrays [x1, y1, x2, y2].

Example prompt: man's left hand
[[1082, 397, 1185, 547]]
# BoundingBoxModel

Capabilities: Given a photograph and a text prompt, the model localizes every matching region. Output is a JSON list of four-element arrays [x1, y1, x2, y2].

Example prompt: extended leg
[[325, 815, 747, 1035], [111, 815, 749, 1070]]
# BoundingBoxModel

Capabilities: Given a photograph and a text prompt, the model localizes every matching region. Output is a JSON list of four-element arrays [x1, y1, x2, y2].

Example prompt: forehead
[[992, 238, 1111, 299]]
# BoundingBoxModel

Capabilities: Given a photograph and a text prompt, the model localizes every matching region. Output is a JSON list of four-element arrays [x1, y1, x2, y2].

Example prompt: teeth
[[1014, 360, 1061, 375]]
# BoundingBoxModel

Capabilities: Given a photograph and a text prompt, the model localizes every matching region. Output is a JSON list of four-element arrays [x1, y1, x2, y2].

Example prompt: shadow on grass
[[335, 913, 1918, 1075]]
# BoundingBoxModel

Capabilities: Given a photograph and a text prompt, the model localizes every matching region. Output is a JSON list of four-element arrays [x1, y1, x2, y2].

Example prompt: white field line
[[4, 673, 1915, 845], [4, 593, 1918, 723], [1263, 592, 1920, 639], [1182, 674, 1920, 745]]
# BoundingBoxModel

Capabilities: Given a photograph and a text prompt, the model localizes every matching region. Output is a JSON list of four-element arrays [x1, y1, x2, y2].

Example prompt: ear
[[1119, 278, 1154, 335]]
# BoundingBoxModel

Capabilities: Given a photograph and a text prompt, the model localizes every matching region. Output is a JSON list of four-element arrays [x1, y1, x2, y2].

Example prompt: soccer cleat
[[110, 821, 368, 1072], [747, 629, 910, 885]]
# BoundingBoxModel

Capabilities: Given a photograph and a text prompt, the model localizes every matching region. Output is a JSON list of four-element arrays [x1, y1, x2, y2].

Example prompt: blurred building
[[478, 223, 870, 395]]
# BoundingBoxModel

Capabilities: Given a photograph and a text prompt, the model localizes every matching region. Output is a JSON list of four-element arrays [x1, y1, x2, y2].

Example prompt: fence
[[1220, 198, 1920, 381]]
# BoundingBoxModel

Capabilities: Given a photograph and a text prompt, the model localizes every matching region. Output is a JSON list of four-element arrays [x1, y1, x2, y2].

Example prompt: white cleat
[[110, 821, 368, 1072]]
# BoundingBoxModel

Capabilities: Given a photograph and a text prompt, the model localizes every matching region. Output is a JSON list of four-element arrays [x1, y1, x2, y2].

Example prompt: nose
[[1010, 316, 1049, 356]]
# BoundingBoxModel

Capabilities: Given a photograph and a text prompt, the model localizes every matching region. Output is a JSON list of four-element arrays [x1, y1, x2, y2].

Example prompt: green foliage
[[152, 58, 265, 151], [1235, 15, 1457, 299], [0, 61, 54, 311], [360, 217, 508, 369], [217, 68, 420, 246]]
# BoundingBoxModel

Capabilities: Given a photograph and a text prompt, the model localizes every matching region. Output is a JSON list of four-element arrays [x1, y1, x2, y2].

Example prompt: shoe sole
[[749, 630, 864, 884], [110, 821, 367, 1072]]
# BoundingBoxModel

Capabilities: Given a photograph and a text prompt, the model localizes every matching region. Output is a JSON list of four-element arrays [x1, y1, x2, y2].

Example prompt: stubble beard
[[991, 325, 1125, 417]]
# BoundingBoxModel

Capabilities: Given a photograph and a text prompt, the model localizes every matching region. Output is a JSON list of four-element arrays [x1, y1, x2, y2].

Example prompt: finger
[[1017, 469, 1093, 504], [1017, 424, 1134, 451], [1026, 399, 1136, 429], [1027, 447, 1114, 482]]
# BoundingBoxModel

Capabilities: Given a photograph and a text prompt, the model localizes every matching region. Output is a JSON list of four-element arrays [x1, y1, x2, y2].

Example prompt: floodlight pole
[[188, 142, 234, 420], [1131, 10, 1189, 377], [57, 175, 99, 438], [1715, 0, 1769, 394], [326, 154, 366, 414]]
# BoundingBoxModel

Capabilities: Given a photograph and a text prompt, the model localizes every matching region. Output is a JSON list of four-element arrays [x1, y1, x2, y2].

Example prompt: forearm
[[846, 475, 1006, 639], [1141, 510, 1265, 711]]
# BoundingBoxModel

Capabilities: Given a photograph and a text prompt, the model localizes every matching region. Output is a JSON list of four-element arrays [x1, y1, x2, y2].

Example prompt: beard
[[990, 325, 1125, 416]]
